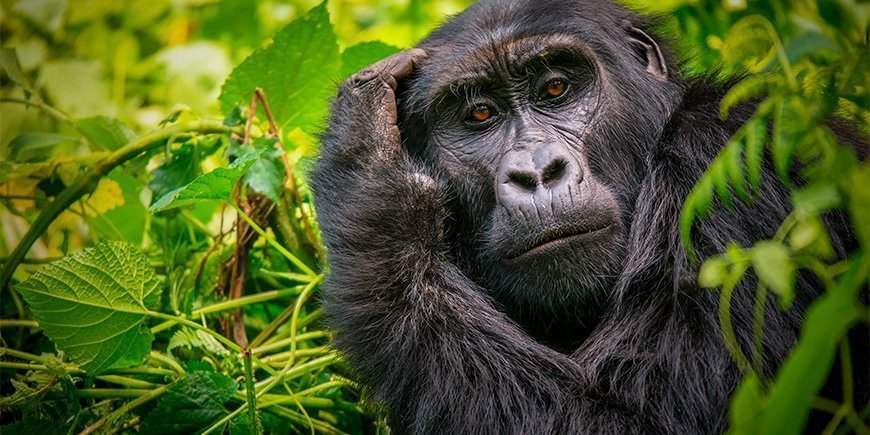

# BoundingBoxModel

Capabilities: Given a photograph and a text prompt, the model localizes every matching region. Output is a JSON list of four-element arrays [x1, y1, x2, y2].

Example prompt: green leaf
[[0, 48, 37, 96], [39, 60, 114, 118], [75, 116, 136, 151], [744, 118, 765, 194], [749, 241, 795, 307], [14, 241, 161, 375], [846, 164, 870, 249], [12, 0, 67, 33], [147, 143, 202, 205], [727, 374, 764, 434], [698, 256, 729, 288], [792, 183, 841, 215], [149, 150, 262, 213], [235, 137, 285, 202], [8, 132, 80, 162], [0, 419, 67, 435], [760, 254, 867, 435], [219, 1, 339, 134], [719, 74, 775, 119], [139, 371, 238, 435], [340, 41, 401, 80]]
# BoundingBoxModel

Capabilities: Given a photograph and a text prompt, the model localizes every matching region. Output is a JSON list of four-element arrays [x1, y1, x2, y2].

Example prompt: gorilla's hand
[[314, 49, 446, 278]]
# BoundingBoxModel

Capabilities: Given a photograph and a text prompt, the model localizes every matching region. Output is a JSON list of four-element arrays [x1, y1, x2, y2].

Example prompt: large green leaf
[[149, 150, 262, 213], [218, 1, 339, 134], [139, 371, 238, 435], [340, 41, 401, 80], [14, 241, 161, 375]]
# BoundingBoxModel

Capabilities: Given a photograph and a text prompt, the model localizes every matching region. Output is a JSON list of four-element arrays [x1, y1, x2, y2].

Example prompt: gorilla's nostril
[[506, 171, 538, 190], [541, 159, 568, 186]]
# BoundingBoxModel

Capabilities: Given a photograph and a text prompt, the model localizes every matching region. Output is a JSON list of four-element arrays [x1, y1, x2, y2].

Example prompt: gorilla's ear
[[622, 20, 668, 81]]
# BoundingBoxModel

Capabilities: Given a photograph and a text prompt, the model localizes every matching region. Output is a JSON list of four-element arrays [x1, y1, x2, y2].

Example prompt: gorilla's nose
[[497, 143, 583, 203]]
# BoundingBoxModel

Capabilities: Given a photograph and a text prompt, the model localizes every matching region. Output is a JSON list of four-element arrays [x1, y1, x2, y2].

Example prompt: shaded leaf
[[76, 116, 136, 151], [0, 48, 37, 96], [139, 371, 238, 435], [14, 241, 161, 375], [8, 132, 79, 162]]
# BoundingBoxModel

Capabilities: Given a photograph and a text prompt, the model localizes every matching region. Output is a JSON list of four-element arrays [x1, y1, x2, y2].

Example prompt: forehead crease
[[424, 33, 582, 98]]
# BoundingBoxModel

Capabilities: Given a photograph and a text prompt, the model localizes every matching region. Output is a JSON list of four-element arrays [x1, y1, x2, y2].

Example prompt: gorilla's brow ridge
[[429, 38, 591, 103]]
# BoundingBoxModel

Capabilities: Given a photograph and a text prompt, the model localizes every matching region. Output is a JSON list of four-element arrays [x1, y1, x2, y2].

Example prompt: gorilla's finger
[[352, 48, 428, 90]]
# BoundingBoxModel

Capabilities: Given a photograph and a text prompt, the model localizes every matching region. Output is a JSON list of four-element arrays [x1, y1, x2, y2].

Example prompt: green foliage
[[138, 371, 238, 435], [15, 241, 160, 375], [219, 2, 339, 135], [1, 0, 469, 432], [664, 0, 869, 433], [149, 150, 263, 213]]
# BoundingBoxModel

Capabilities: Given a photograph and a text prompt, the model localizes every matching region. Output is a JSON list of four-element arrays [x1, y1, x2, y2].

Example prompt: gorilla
[[311, 0, 866, 433]]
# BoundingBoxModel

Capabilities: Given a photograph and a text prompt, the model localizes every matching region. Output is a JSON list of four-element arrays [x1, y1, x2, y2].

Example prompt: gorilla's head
[[398, 0, 685, 333]]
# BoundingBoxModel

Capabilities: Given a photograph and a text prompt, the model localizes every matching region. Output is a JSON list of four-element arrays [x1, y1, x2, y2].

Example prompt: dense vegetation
[[0, 0, 866, 433]]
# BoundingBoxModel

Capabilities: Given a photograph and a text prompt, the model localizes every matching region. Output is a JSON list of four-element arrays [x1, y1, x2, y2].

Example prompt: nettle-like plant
[[658, 0, 868, 433], [1, 3, 400, 433]]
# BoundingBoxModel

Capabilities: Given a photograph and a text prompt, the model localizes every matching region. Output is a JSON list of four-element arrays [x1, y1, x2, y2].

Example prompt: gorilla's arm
[[312, 50, 646, 434]]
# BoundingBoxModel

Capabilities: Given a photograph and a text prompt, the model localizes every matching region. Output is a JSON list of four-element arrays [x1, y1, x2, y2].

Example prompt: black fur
[[311, 0, 866, 433]]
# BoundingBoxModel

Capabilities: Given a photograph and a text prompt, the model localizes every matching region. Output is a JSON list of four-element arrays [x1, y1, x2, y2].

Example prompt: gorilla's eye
[[469, 104, 494, 123], [544, 79, 566, 98]]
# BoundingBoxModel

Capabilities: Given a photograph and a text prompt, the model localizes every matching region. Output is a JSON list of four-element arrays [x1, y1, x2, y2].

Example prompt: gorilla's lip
[[503, 222, 613, 263]]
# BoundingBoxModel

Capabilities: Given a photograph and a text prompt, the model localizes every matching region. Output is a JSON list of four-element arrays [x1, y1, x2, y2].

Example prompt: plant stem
[[719, 262, 753, 375], [253, 354, 340, 392], [147, 310, 243, 354], [96, 375, 159, 389], [0, 347, 49, 363], [78, 384, 168, 435], [150, 286, 304, 334], [244, 350, 264, 434], [231, 203, 317, 277], [250, 278, 321, 348], [252, 331, 329, 355], [0, 120, 243, 293], [147, 311, 278, 376], [0, 319, 39, 328]]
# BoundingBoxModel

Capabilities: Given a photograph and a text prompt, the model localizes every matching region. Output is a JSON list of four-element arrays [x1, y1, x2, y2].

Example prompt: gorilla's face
[[400, 1, 681, 329]]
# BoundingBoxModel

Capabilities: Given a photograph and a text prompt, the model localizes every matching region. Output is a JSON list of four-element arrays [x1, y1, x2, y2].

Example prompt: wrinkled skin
[[311, 0, 867, 433]]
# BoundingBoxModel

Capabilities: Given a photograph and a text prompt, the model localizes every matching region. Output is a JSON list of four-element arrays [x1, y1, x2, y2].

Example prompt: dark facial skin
[[311, 0, 865, 433]]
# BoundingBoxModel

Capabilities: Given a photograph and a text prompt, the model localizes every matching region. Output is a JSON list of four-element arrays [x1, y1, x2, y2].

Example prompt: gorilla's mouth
[[504, 222, 613, 263]]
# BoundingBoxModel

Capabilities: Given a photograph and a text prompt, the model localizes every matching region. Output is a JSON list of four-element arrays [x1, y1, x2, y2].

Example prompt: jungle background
[[0, 0, 867, 433]]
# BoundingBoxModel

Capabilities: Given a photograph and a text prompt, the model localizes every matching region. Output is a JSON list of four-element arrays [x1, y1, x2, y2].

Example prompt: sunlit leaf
[[340, 41, 401, 80], [698, 256, 729, 288], [8, 132, 79, 163], [14, 242, 161, 375], [219, 1, 339, 134], [149, 150, 262, 213], [750, 241, 794, 307]]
